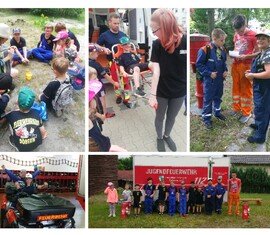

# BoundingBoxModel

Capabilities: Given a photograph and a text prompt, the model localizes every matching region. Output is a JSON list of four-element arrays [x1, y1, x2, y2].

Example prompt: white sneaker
[[113, 214, 116, 217], [108, 214, 112, 217], [239, 114, 251, 124]]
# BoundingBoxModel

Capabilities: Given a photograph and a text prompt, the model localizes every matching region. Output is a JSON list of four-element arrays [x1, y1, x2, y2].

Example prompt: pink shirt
[[233, 29, 257, 64], [104, 187, 118, 203]]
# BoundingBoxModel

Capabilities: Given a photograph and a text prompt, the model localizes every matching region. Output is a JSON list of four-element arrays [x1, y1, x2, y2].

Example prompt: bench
[[240, 198, 262, 205]]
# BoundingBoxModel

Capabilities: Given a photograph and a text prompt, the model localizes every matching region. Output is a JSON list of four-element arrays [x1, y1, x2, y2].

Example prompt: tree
[[118, 157, 133, 170]]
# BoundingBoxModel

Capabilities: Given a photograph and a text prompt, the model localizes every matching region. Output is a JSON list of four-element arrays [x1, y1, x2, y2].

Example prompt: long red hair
[[151, 9, 182, 54]]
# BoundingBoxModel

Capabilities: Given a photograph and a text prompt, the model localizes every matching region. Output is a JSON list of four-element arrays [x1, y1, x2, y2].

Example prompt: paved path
[[102, 84, 187, 152]]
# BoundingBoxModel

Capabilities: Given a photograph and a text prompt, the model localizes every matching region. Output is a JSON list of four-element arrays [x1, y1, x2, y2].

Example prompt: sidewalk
[[102, 84, 187, 152]]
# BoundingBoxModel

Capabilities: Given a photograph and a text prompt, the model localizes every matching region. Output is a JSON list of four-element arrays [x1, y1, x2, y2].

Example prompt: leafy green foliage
[[231, 166, 270, 193], [118, 157, 133, 170], [34, 14, 50, 30], [191, 8, 270, 50], [29, 9, 84, 19]]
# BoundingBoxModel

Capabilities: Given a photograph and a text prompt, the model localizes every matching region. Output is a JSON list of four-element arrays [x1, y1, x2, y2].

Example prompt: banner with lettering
[[134, 166, 208, 187]]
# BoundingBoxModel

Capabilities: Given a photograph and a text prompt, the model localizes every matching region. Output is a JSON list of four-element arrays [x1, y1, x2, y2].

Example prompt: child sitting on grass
[[89, 43, 119, 118], [104, 182, 118, 218], [118, 36, 151, 97], [0, 23, 19, 79], [3, 86, 47, 152], [10, 28, 30, 67], [32, 23, 55, 63], [55, 22, 80, 52], [40, 57, 73, 116], [53, 30, 78, 59], [0, 74, 14, 121]]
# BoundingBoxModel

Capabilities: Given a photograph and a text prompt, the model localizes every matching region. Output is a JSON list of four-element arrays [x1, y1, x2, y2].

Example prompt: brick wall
[[89, 155, 118, 196]]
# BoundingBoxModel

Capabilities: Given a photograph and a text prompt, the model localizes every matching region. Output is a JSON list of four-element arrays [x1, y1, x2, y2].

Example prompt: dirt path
[[0, 11, 85, 152]]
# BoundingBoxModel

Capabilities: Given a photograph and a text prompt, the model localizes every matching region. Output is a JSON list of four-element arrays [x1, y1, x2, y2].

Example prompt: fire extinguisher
[[121, 201, 131, 219], [242, 201, 250, 220]]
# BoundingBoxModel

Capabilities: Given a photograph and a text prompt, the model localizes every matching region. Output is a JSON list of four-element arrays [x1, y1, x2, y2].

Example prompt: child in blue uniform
[[167, 180, 177, 216], [178, 181, 188, 217], [143, 177, 156, 214], [214, 176, 226, 214], [245, 31, 270, 143], [204, 179, 216, 215], [32, 23, 55, 63], [196, 28, 228, 129]]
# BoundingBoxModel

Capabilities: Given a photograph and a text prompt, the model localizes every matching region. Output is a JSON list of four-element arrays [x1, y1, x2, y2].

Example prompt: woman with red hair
[[149, 9, 187, 152]]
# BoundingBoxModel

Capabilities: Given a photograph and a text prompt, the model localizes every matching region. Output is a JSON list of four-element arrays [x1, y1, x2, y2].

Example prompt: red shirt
[[229, 178, 242, 193], [233, 29, 257, 64]]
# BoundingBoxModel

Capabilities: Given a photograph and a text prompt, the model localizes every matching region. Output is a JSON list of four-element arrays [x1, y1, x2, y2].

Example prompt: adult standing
[[0, 23, 18, 79], [149, 9, 187, 152], [245, 31, 270, 143], [214, 176, 226, 214], [97, 13, 127, 104], [231, 15, 258, 123], [228, 172, 241, 215]]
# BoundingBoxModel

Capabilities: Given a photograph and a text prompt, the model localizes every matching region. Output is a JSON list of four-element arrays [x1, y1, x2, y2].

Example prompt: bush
[[29, 9, 83, 19], [231, 166, 270, 193]]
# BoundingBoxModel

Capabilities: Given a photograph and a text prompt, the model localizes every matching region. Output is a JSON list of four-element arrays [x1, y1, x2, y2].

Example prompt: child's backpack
[[196, 44, 211, 81], [52, 78, 73, 116]]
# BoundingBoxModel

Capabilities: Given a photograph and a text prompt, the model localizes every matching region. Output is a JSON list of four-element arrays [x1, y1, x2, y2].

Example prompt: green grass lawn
[[190, 58, 270, 152], [89, 192, 270, 228]]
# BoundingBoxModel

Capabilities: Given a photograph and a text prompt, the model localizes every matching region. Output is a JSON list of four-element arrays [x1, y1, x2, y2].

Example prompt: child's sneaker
[[105, 112, 115, 118], [215, 113, 226, 121], [134, 87, 146, 98], [113, 214, 116, 217], [116, 96, 122, 104], [239, 114, 251, 124]]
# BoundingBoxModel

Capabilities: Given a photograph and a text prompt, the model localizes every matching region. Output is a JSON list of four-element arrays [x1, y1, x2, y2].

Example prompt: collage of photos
[[0, 3, 270, 232]]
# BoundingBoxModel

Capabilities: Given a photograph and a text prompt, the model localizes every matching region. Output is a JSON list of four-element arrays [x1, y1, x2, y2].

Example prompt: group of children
[[196, 14, 270, 144], [104, 177, 226, 218], [89, 36, 150, 152], [0, 21, 82, 151]]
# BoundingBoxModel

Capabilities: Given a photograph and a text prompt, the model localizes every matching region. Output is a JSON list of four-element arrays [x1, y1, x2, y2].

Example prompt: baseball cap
[[0, 23, 11, 39], [0, 74, 14, 90], [53, 30, 69, 41], [12, 28, 21, 34], [108, 182, 114, 186], [208, 178, 213, 181], [256, 30, 270, 38], [89, 43, 102, 52], [25, 173, 33, 179], [89, 80, 102, 102], [18, 86, 36, 110], [119, 36, 130, 45]]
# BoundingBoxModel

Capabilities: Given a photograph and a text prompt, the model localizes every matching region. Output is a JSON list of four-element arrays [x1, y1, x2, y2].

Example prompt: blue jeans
[[32, 48, 53, 63], [12, 49, 32, 63]]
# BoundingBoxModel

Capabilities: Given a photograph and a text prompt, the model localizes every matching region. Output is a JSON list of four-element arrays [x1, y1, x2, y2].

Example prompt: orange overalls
[[228, 177, 242, 215], [231, 30, 257, 116]]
